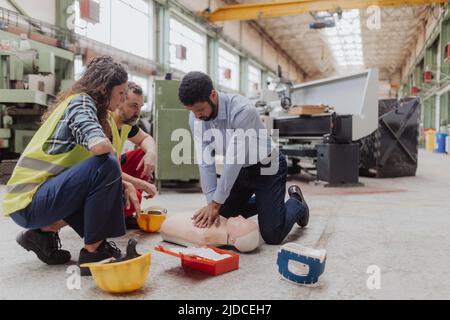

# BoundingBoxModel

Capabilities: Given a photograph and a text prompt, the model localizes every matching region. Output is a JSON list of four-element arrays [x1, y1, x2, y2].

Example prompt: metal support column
[[208, 36, 219, 85], [55, 0, 75, 90], [239, 56, 248, 95], [55, 0, 75, 31], [261, 70, 270, 90], [156, 1, 171, 74]]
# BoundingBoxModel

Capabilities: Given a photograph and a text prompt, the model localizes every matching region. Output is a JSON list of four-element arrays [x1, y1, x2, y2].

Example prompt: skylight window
[[322, 9, 364, 69]]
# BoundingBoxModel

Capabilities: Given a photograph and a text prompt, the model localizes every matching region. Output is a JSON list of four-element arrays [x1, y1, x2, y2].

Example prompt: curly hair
[[43, 55, 128, 138], [178, 71, 214, 106]]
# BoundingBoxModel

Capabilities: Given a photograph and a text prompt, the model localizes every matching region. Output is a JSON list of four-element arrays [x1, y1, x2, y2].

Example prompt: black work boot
[[113, 239, 141, 263], [78, 240, 122, 276], [16, 229, 71, 265], [288, 185, 310, 228]]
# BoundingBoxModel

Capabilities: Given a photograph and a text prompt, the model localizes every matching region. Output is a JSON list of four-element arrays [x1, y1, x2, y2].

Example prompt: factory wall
[[401, 6, 442, 80], [0, 0, 305, 85], [0, 0, 56, 25], [176, 0, 304, 83], [399, 4, 449, 130]]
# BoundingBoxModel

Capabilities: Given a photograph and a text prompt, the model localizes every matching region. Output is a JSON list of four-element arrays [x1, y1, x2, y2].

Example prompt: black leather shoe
[[78, 240, 122, 276], [16, 229, 71, 265], [288, 185, 310, 228]]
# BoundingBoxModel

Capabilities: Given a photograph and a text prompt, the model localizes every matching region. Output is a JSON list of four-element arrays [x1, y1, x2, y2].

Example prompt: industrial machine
[[359, 97, 421, 178], [261, 69, 379, 186], [152, 80, 199, 191], [0, 17, 198, 189], [0, 30, 74, 182]]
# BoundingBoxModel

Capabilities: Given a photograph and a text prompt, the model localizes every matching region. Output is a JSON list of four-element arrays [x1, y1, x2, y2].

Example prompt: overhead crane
[[200, 0, 448, 22]]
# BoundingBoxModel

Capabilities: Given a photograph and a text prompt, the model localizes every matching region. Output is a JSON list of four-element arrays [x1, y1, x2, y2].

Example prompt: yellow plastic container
[[138, 206, 167, 233], [81, 252, 151, 294], [425, 130, 436, 151]]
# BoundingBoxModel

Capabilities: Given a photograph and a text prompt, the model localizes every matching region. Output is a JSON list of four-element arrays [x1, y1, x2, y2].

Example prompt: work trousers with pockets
[[11, 154, 126, 245], [219, 152, 306, 245]]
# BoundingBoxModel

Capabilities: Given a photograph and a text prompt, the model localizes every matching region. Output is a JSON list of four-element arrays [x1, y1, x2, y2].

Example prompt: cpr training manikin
[[160, 214, 261, 253]]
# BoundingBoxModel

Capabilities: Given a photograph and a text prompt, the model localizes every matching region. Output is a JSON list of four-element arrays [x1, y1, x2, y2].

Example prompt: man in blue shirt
[[178, 71, 310, 245]]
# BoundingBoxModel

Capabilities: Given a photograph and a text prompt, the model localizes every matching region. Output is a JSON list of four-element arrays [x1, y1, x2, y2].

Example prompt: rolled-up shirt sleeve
[[67, 95, 107, 150], [190, 114, 218, 204]]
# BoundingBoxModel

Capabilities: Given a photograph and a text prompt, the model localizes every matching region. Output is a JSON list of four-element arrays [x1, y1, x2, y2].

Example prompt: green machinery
[[0, 30, 74, 161], [153, 80, 199, 190]]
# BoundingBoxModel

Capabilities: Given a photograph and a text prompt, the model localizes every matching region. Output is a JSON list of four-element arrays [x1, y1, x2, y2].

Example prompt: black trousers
[[219, 153, 306, 245]]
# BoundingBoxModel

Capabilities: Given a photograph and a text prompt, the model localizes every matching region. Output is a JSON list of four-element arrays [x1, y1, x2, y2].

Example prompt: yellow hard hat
[[81, 252, 151, 294], [138, 206, 167, 232]]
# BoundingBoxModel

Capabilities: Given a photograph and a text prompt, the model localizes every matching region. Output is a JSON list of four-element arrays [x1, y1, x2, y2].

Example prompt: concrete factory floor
[[1, 149, 449, 300]]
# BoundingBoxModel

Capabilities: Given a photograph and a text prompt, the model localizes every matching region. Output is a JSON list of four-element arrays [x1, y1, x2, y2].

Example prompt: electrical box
[[80, 0, 100, 24], [175, 45, 187, 60], [223, 68, 232, 79], [423, 70, 433, 83]]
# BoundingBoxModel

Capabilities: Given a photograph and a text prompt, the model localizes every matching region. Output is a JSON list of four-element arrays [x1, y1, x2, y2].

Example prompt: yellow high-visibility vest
[[107, 113, 132, 156], [3, 94, 93, 216]]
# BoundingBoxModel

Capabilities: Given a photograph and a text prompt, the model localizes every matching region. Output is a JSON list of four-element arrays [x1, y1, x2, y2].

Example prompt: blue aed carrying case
[[277, 243, 327, 285]]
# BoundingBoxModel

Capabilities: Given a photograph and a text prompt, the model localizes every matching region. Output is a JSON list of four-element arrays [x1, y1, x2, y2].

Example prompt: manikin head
[[226, 216, 260, 253]]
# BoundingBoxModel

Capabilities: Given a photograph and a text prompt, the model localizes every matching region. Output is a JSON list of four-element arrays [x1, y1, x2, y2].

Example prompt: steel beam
[[201, 0, 448, 22]]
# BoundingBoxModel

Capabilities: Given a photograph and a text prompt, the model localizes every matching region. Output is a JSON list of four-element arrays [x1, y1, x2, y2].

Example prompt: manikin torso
[[160, 214, 261, 252]]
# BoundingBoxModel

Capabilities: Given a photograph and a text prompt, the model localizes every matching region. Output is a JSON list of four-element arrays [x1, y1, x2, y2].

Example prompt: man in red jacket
[[111, 82, 157, 229]]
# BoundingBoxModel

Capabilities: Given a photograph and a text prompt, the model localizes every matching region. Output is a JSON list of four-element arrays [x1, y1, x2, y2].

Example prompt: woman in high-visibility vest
[[3, 56, 140, 276]]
